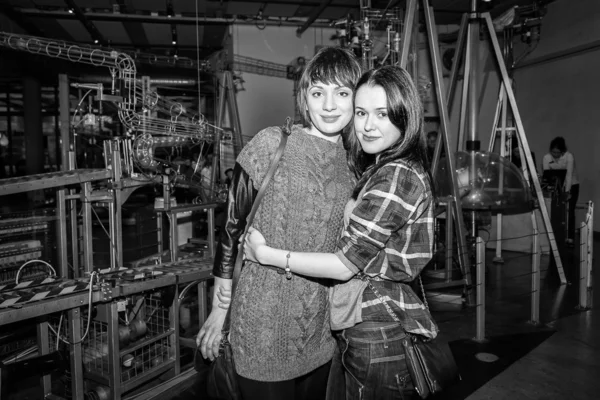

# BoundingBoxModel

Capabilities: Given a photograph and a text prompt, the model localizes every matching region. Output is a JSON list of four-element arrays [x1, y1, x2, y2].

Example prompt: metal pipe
[[578, 221, 589, 309], [474, 236, 486, 342], [17, 9, 333, 28], [76, 76, 199, 86], [58, 74, 70, 171], [468, 0, 478, 145], [483, 12, 566, 284], [531, 228, 540, 324]]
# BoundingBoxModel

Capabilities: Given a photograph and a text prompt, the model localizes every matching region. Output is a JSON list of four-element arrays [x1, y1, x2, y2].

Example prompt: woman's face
[[354, 84, 402, 155], [550, 147, 563, 159], [306, 81, 354, 138]]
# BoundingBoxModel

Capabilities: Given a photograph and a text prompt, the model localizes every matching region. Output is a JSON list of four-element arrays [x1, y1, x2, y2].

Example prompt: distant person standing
[[542, 136, 579, 246], [426, 130, 438, 162]]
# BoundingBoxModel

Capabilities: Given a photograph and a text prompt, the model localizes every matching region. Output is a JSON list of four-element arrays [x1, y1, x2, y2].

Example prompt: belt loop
[[380, 327, 389, 349]]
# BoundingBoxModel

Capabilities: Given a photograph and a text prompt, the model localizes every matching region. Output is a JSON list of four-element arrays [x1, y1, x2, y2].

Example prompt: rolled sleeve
[[336, 164, 429, 277]]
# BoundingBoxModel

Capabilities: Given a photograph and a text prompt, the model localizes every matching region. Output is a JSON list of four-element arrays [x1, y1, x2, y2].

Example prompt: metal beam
[[114, 0, 149, 47], [296, 0, 333, 37], [63, 0, 107, 45], [15, 9, 333, 28], [0, 5, 44, 36]]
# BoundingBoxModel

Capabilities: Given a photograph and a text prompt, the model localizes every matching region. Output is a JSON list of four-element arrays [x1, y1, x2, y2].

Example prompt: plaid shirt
[[335, 160, 438, 338]]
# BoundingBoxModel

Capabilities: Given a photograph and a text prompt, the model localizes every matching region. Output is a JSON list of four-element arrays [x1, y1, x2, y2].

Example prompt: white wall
[[231, 24, 338, 139], [513, 0, 600, 230]]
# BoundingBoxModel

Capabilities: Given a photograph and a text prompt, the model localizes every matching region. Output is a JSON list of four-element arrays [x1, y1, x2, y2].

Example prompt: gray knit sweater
[[230, 124, 355, 381]]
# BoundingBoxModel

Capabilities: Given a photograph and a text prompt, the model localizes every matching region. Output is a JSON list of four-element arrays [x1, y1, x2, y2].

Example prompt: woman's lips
[[321, 115, 340, 123], [361, 135, 379, 142]]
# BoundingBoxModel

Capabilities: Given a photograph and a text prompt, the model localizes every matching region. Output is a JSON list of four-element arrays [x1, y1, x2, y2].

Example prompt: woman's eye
[[339, 91, 351, 97], [378, 112, 388, 118], [355, 110, 365, 117], [311, 91, 322, 98]]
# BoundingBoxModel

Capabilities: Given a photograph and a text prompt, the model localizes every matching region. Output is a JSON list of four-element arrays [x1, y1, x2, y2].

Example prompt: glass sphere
[[436, 151, 533, 214]]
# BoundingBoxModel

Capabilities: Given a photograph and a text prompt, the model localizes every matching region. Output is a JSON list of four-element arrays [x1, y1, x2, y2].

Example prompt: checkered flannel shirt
[[335, 160, 438, 338]]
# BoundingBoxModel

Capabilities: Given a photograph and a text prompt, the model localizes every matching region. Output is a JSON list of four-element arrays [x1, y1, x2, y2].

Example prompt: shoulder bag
[[199, 117, 292, 400], [366, 277, 460, 399]]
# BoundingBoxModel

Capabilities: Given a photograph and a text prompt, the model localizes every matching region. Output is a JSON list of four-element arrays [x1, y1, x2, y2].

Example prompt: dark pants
[[568, 184, 580, 240], [326, 322, 416, 400], [236, 361, 331, 400]]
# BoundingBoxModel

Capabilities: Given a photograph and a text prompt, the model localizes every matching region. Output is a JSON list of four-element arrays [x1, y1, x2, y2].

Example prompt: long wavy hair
[[347, 65, 432, 199]]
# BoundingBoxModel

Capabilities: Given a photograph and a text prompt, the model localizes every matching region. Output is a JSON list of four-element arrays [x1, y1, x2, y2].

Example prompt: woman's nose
[[363, 115, 374, 131], [323, 93, 337, 111]]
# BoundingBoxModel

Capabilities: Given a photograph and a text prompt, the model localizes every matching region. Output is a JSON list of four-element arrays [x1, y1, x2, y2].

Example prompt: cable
[[47, 271, 98, 346], [15, 259, 57, 284]]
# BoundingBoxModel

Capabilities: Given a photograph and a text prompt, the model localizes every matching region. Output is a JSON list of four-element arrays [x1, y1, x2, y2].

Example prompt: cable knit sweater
[[230, 124, 355, 381]]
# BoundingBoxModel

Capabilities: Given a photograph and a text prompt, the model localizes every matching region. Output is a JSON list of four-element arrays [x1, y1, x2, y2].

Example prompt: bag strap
[[232, 117, 292, 288], [222, 118, 292, 331], [365, 275, 428, 329]]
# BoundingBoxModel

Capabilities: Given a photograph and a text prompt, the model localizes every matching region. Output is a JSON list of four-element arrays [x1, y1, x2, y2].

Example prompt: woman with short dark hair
[[196, 46, 362, 400]]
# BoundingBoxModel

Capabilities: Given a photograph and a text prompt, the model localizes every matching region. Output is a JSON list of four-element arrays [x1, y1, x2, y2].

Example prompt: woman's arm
[[564, 152, 574, 193], [245, 227, 356, 281], [197, 163, 256, 360], [542, 153, 551, 170]]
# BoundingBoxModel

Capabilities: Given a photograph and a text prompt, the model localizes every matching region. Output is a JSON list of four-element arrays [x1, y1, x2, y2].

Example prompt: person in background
[[244, 65, 437, 400], [542, 136, 579, 246], [426, 130, 438, 162], [224, 168, 234, 187], [196, 46, 362, 400]]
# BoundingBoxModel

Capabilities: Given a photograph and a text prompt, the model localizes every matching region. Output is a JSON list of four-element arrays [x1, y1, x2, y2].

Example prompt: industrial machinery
[[0, 30, 242, 399]]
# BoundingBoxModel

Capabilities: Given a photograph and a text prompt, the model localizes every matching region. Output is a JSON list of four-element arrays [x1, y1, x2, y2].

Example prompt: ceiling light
[[94, 39, 99, 44], [172, 40, 177, 45], [68, 8, 74, 14]]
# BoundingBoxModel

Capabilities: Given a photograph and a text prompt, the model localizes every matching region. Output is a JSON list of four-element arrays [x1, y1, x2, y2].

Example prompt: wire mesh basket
[[82, 294, 174, 382]]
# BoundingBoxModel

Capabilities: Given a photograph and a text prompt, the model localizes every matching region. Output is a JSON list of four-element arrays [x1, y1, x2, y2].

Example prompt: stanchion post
[[474, 236, 486, 342], [586, 202, 594, 307], [530, 228, 540, 324], [445, 198, 454, 282], [577, 221, 589, 310]]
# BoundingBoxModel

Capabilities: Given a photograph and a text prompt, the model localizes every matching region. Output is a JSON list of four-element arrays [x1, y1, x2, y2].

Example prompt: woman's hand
[[243, 227, 267, 263]]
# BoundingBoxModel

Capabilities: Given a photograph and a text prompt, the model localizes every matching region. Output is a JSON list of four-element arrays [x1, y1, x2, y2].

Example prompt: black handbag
[[201, 118, 292, 400], [366, 277, 460, 399]]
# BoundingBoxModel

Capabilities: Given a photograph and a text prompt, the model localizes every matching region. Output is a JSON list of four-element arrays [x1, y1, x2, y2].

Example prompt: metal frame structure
[[446, 5, 565, 283], [0, 30, 237, 400]]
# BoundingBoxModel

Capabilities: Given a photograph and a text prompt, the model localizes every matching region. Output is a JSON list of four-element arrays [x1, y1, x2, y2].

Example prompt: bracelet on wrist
[[285, 251, 293, 280]]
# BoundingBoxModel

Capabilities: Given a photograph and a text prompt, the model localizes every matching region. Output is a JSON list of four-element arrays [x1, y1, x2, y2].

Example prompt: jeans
[[326, 322, 416, 400]]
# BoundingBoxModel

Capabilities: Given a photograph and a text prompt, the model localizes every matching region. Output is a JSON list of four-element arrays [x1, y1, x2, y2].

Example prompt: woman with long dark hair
[[244, 65, 438, 399]]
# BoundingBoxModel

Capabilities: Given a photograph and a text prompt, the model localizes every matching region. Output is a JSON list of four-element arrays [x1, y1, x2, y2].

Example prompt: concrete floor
[[165, 237, 599, 400]]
